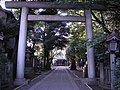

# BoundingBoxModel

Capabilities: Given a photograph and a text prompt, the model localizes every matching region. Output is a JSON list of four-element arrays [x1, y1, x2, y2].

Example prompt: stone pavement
[[27, 66, 91, 90]]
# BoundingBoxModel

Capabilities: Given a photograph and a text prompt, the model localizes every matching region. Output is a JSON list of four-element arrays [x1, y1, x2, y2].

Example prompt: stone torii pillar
[[14, 7, 28, 85], [85, 9, 95, 83]]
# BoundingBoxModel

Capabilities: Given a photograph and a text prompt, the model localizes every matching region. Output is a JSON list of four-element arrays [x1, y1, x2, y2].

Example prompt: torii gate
[[5, 1, 106, 85]]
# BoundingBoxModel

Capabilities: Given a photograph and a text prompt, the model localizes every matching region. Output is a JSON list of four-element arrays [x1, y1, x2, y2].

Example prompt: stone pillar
[[85, 10, 95, 82], [100, 62, 104, 84], [14, 7, 28, 85], [110, 53, 116, 90]]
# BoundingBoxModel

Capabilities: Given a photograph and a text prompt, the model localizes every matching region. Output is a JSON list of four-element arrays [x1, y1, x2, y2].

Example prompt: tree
[[33, 21, 69, 69], [0, 7, 19, 80]]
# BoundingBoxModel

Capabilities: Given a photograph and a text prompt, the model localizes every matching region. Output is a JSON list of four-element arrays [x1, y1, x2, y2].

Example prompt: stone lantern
[[106, 30, 120, 90], [106, 31, 120, 53]]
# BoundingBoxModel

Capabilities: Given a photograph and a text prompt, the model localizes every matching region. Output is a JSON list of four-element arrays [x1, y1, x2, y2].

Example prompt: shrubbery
[[114, 57, 120, 90]]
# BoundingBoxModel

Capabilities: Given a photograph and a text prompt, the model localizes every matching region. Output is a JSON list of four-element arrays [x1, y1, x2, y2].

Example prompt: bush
[[114, 57, 120, 90], [0, 54, 8, 65]]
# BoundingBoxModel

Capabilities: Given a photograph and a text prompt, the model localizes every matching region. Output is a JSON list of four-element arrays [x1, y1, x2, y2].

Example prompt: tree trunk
[[46, 51, 51, 70], [43, 47, 46, 70], [70, 59, 77, 70]]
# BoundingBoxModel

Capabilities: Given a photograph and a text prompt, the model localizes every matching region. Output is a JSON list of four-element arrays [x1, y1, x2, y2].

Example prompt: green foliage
[[0, 10, 19, 39], [91, 1, 120, 32], [66, 46, 75, 61], [0, 54, 8, 65], [33, 22, 69, 50], [66, 22, 86, 62], [92, 31, 106, 46], [114, 57, 120, 90]]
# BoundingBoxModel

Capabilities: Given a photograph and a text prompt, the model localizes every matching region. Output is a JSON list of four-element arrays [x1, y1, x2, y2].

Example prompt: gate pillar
[[14, 7, 28, 85], [85, 9, 96, 83]]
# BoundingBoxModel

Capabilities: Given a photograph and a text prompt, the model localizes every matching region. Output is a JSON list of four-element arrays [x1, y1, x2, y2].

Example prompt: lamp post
[[106, 30, 120, 90]]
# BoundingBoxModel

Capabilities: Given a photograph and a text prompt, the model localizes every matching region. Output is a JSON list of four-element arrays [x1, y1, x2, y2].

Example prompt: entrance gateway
[[5, 1, 106, 85]]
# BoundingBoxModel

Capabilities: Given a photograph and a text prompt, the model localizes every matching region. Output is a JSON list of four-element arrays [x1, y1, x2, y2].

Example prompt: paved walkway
[[28, 66, 91, 90]]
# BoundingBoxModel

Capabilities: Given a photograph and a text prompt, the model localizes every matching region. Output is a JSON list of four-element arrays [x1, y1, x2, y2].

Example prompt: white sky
[[0, 0, 68, 16], [0, 0, 11, 9]]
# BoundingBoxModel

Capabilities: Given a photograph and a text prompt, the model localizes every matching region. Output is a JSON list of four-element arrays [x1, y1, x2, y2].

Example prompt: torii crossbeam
[[6, 1, 107, 10]]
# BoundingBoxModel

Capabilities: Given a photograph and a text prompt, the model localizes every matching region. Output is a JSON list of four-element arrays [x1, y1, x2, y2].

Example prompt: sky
[[0, 0, 11, 9]]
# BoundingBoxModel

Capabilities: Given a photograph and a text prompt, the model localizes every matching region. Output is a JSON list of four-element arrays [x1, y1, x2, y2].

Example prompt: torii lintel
[[5, 1, 107, 10]]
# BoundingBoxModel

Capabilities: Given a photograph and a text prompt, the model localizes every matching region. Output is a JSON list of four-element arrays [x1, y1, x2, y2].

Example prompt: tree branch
[[91, 11, 110, 34]]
